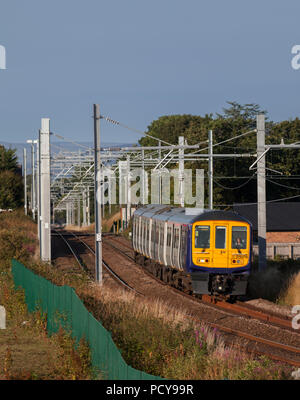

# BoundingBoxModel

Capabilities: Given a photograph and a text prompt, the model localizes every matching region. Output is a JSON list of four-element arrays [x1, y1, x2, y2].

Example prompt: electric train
[[132, 205, 252, 296]]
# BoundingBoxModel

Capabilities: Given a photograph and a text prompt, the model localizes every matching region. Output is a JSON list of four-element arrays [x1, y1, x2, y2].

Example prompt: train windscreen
[[195, 226, 210, 248], [232, 226, 247, 249]]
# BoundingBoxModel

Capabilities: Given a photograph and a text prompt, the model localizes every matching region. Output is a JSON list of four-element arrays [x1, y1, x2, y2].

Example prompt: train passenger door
[[179, 225, 186, 270], [213, 224, 229, 268], [173, 226, 180, 269]]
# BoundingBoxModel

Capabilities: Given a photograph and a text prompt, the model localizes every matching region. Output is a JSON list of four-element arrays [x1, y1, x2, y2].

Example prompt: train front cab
[[190, 219, 251, 296]]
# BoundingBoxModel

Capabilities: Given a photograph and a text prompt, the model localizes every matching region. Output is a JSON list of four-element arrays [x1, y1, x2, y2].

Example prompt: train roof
[[133, 205, 251, 225]]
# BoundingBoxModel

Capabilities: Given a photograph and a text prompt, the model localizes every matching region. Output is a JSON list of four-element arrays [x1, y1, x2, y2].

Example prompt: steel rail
[[101, 235, 300, 367], [66, 230, 143, 296], [201, 295, 296, 332], [107, 236, 297, 333], [52, 229, 84, 270]]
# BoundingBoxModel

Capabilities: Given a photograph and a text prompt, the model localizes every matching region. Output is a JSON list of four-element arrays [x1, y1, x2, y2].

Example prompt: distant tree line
[[0, 145, 23, 209], [138, 101, 300, 208]]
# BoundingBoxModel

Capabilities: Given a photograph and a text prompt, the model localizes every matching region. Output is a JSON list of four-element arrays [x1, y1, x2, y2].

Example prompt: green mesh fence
[[11, 259, 163, 380]]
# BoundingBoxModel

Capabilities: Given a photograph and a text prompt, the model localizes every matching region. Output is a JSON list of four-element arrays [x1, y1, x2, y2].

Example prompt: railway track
[[52, 229, 89, 273], [52, 229, 142, 295], [53, 230, 300, 368], [105, 235, 298, 333], [101, 234, 300, 367]]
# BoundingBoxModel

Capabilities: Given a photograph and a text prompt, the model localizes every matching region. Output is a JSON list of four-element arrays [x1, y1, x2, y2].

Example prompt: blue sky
[[1, 0, 300, 144]]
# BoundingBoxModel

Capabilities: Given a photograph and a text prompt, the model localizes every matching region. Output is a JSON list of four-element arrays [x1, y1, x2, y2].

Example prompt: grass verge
[[0, 210, 295, 379], [0, 210, 98, 380]]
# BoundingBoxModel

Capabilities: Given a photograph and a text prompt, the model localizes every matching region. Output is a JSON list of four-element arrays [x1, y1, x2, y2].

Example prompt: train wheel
[[228, 295, 237, 303]]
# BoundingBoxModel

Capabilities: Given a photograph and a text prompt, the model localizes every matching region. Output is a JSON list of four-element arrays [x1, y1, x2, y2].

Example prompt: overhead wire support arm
[[192, 128, 257, 154], [51, 132, 94, 151]]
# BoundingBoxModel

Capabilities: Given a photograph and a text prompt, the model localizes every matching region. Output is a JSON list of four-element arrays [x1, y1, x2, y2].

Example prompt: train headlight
[[196, 257, 209, 264]]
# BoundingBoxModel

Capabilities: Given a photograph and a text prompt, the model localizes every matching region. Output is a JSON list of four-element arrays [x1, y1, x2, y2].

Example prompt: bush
[[0, 171, 23, 209]]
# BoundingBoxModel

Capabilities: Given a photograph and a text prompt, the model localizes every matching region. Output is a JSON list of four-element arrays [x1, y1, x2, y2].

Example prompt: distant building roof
[[233, 202, 300, 231]]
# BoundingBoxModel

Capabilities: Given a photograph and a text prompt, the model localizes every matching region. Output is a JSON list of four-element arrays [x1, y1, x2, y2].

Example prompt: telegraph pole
[[36, 138, 40, 241], [127, 155, 131, 225], [71, 202, 75, 225], [108, 173, 112, 215], [82, 189, 87, 227], [26, 140, 35, 219], [40, 118, 51, 262], [32, 142, 36, 220], [141, 149, 145, 205], [66, 202, 70, 225], [31, 143, 33, 216], [23, 148, 27, 215], [208, 130, 213, 210], [94, 104, 102, 284], [178, 136, 185, 207], [158, 140, 161, 204], [77, 196, 81, 227], [87, 186, 90, 226], [102, 177, 105, 219], [257, 114, 266, 271]]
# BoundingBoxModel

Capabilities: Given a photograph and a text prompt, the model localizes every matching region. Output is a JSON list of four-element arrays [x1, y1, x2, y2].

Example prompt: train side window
[[194, 226, 210, 248], [159, 224, 162, 245], [215, 226, 226, 249], [146, 220, 149, 243], [173, 228, 176, 249], [167, 227, 171, 247], [232, 226, 247, 249], [152, 222, 155, 243], [174, 228, 179, 249]]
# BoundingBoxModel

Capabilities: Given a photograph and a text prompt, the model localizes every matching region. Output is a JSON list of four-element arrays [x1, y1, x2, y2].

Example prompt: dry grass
[[64, 224, 91, 232], [85, 283, 190, 328], [0, 210, 295, 380], [80, 283, 292, 380], [63, 210, 121, 233], [0, 210, 97, 380], [0, 277, 96, 380], [278, 272, 300, 306], [248, 260, 300, 304]]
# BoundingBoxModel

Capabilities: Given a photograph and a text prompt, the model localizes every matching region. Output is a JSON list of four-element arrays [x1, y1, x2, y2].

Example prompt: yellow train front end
[[190, 217, 252, 296]]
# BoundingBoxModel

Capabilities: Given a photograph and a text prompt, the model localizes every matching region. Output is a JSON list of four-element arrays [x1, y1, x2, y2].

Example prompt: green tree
[[138, 102, 272, 207], [0, 145, 19, 173], [217, 101, 268, 121], [0, 145, 23, 209], [138, 114, 214, 147], [208, 102, 269, 206], [0, 170, 23, 209]]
